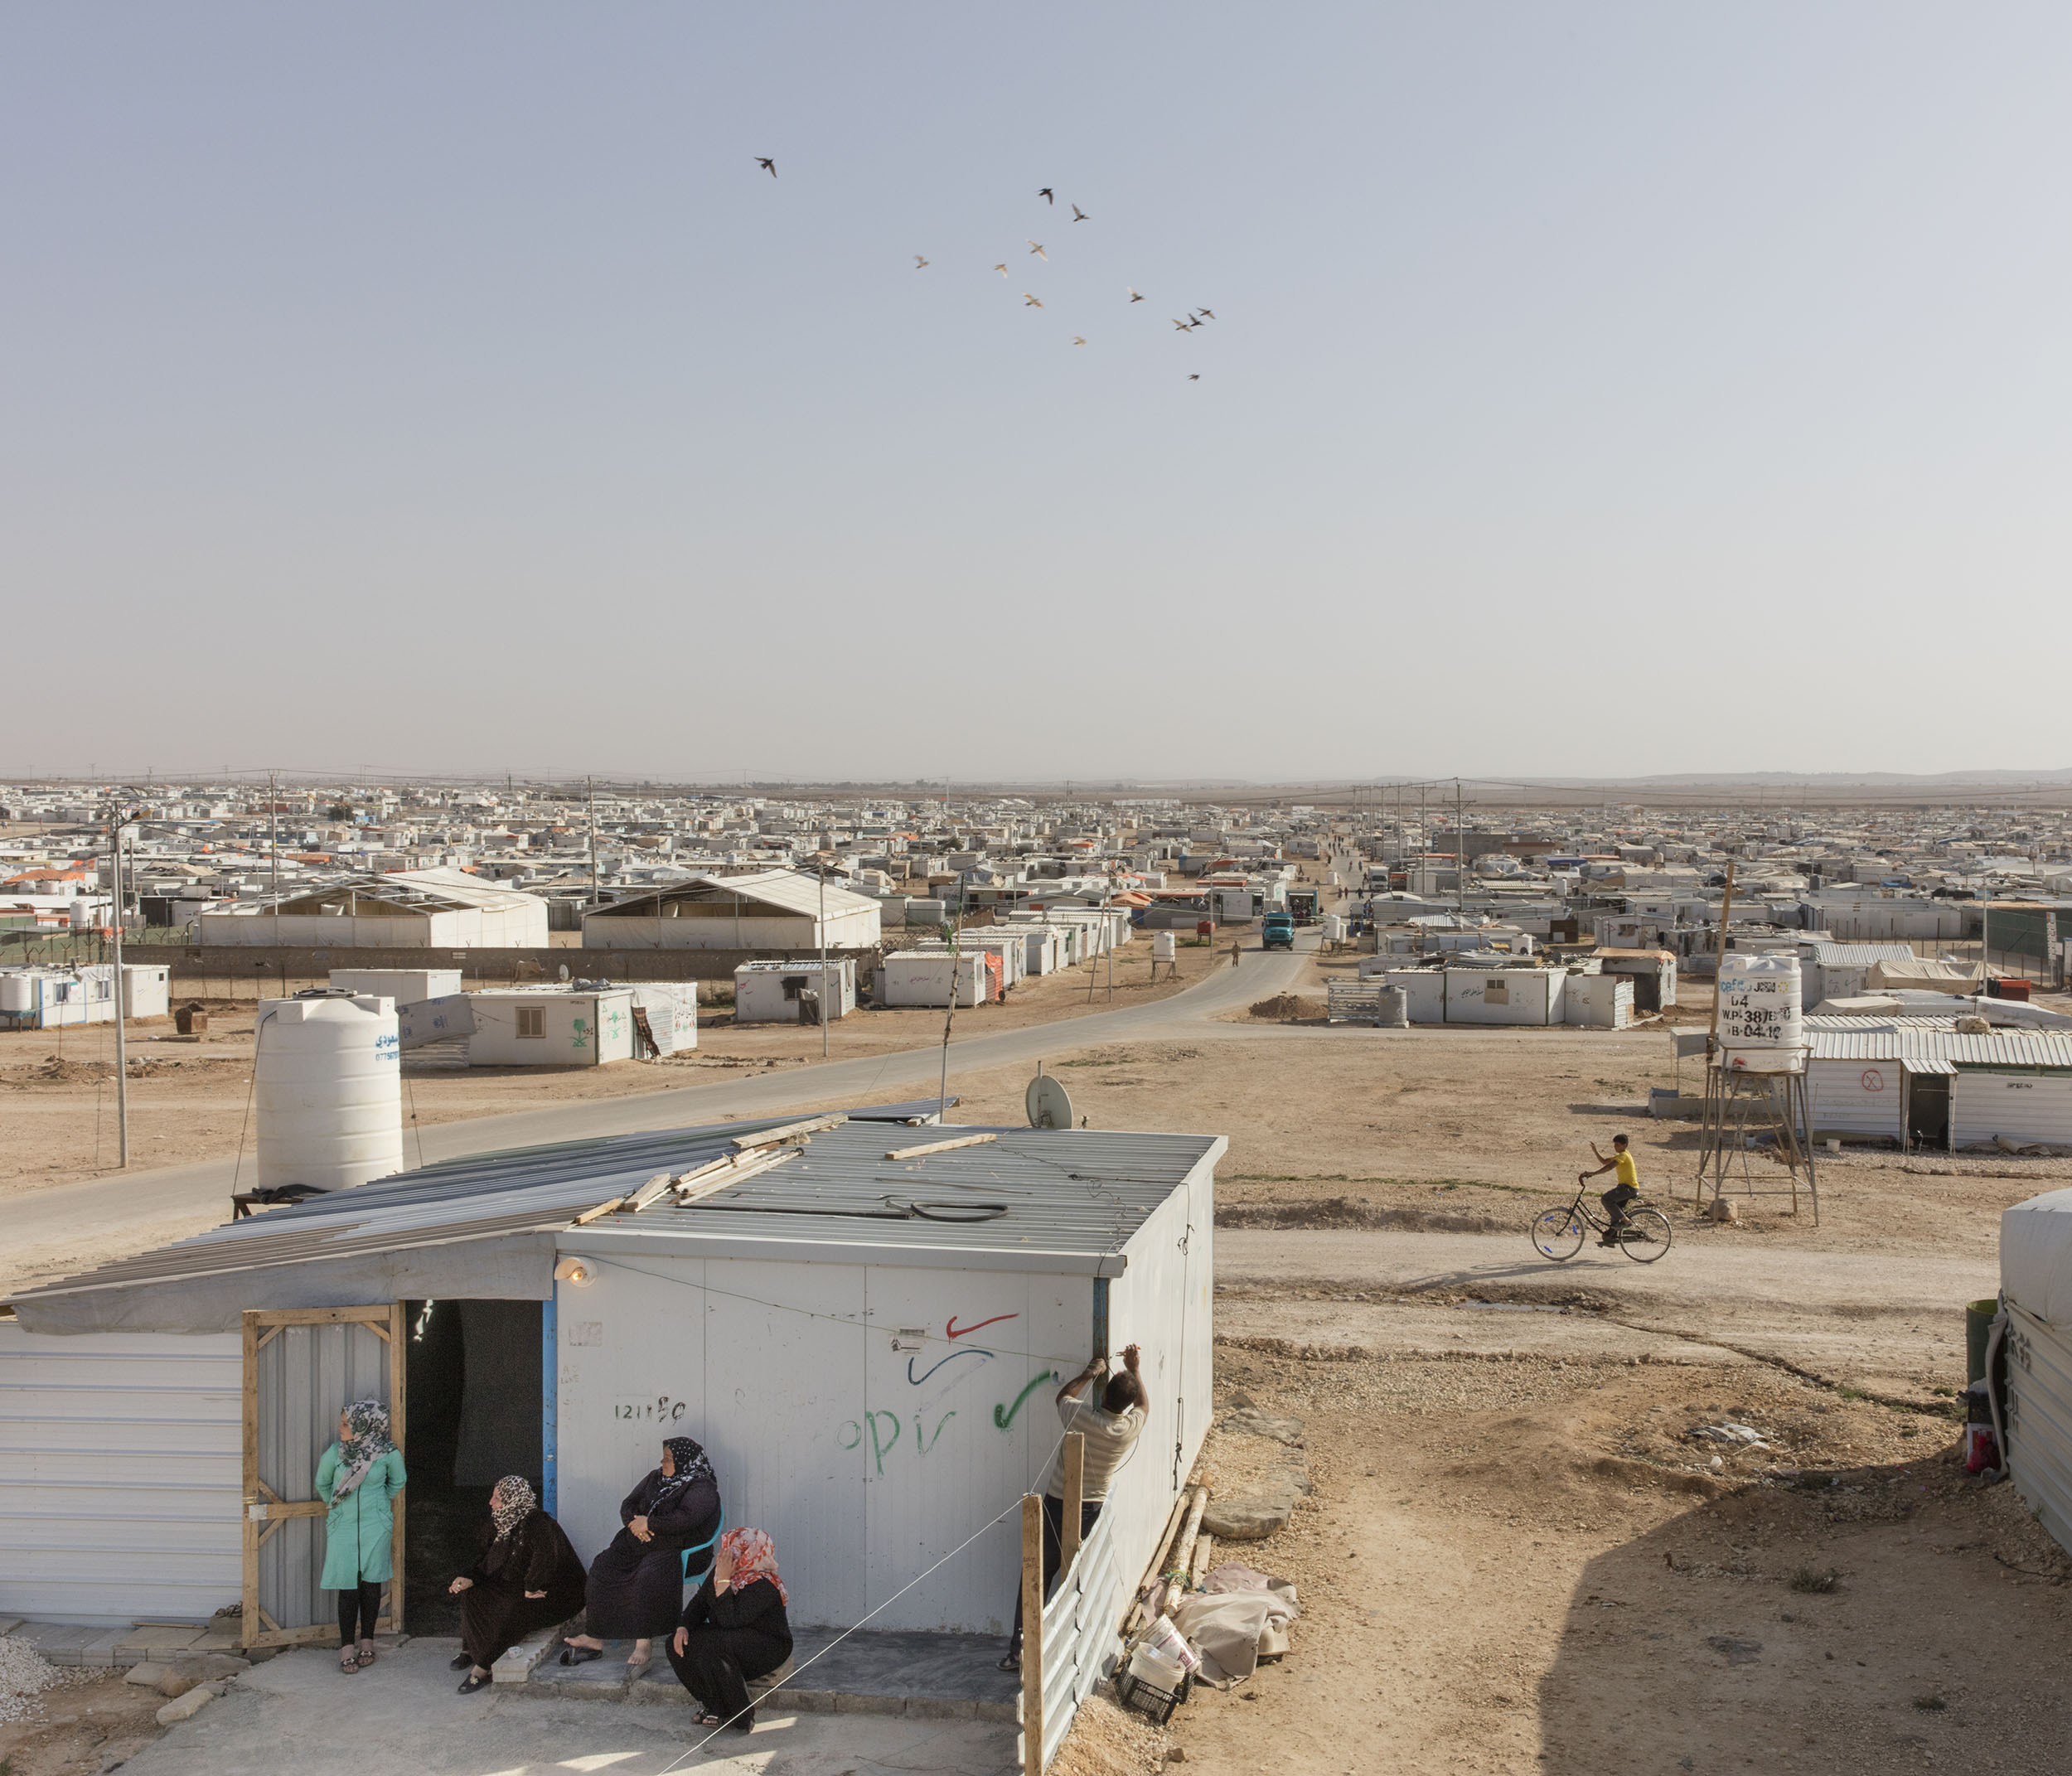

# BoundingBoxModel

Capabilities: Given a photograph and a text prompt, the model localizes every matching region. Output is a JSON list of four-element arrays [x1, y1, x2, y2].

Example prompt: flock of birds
[[753, 158, 1214, 380]]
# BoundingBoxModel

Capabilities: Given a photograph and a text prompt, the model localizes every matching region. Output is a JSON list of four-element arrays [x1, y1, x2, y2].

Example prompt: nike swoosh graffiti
[[946, 1313, 1018, 1340], [907, 1348, 992, 1386]]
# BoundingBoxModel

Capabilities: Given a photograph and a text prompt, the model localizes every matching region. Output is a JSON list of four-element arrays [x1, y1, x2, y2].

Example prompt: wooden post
[[1706, 859, 1738, 1057], [1060, 1433, 1085, 1576], [386, 1299, 407, 1633], [1020, 1493, 1044, 1776], [240, 1310, 261, 1648]]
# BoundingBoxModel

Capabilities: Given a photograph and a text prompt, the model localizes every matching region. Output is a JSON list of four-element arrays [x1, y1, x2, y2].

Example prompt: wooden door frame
[[241, 1303, 408, 1648]]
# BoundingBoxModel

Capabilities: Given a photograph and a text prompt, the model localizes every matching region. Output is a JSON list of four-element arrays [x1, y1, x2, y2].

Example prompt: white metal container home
[[1795, 940, 1920, 1011], [582, 871, 882, 952], [120, 963, 172, 1019], [1375, 969, 1445, 1023], [733, 960, 856, 1023], [467, 988, 639, 1066], [1444, 967, 1567, 1026], [879, 951, 992, 1008], [553, 1120, 1220, 1635], [2001, 1188, 2072, 1557], [0, 1115, 1218, 1646], [911, 936, 1026, 990], [1561, 974, 1633, 1029], [327, 967, 464, 1007], [1953, 1068, 2072, 1149], [0, 965, 116, 1030]]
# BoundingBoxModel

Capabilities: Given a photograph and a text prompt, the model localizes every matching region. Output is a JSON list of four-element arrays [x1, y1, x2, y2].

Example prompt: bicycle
[[1529, 1178, 1673, 1264]]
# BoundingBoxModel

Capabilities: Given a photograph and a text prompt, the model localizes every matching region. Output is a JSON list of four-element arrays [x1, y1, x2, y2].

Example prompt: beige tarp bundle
[[1866, 958, 1989, 993]]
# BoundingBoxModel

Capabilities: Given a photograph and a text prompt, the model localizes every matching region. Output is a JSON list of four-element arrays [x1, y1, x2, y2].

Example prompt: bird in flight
[[914, 255, 929, 269], [1024, 293, 1044, 307], [1038, 187, 1054, 204], [1127, 288, 1145, 302], [1172, 318, 1192, 332], [1188, 374, 1200, 381], [755, 157, 776, 177], [1194, 307, 1216, 321], [994, 264, 1009, 277], [1028, 241, 1048, 260], [1072, 204, 1088, 222], [1072, 336, 1086, 346]]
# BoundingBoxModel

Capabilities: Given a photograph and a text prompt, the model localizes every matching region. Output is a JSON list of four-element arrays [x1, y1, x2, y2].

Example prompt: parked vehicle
[[1262, 912, 1296, 951]]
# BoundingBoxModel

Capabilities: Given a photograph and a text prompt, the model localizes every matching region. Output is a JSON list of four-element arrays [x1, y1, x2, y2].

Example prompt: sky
[[5, 3, 2071, 785]]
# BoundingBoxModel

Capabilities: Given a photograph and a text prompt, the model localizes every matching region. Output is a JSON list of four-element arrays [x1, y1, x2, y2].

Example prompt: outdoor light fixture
[[553, 1257, 593, 1286]]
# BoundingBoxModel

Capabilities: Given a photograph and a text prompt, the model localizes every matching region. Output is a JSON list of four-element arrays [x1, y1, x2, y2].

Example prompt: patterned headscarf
[[654, 1435, 715, 1507], [720, 1527, 787, 1604], [331, 1400, 393, 1500], [490, 1475, 536, 1544]]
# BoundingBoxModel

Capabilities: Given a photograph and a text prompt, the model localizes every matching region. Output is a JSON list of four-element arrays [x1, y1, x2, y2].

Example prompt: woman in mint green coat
[[315, 1400, 406, 1672]]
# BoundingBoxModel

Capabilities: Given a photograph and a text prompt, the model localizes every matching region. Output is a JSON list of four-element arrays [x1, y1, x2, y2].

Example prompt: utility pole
[[110, 808, 130, 1167], [816, 855, 830, 1058], [1456, 778, 1465, 914], [269, 769, 281, 987], [586, 777, 600, 907]]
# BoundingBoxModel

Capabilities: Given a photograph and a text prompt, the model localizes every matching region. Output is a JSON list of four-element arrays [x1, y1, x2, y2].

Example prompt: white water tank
[[0, 972, 31, 1014], [1716, 952, 1805, 1071], [1152, 932, 1177, 962], [254, 992, 404, 1192]]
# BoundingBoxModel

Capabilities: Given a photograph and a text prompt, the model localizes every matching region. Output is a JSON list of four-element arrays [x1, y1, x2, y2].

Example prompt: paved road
[[3, 936, 1313, 1290]]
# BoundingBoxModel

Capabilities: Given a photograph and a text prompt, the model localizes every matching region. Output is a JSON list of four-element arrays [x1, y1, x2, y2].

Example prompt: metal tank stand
[[1694, 1057, 1819, 1224]]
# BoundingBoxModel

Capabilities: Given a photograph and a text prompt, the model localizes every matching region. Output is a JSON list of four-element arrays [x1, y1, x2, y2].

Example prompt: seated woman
[[447, 1476, 587, 1693], [667, 1527, 792, 1732], [561, 1435, 720, 1672]]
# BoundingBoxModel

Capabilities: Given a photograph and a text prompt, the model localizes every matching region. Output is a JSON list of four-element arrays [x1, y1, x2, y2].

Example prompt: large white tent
[[198, 868, 548, 948]]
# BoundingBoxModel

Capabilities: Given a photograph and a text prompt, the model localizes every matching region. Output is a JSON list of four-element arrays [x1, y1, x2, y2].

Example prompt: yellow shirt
[[1613, 1151, 1639, 1188]]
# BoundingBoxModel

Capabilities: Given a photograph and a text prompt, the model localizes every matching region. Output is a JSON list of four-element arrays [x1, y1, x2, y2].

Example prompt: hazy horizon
[[7, 4, 2070, 780]]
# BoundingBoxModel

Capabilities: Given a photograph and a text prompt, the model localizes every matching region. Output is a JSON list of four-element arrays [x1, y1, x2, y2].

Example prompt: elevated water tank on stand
[[254, 991, 404, 1193], [1716, 952, 1805, 1071]]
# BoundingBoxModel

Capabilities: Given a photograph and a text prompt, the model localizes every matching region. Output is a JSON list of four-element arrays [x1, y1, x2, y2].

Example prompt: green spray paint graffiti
[[994, 1371, 1060, 1431], [837, 1408, 958, 1474]]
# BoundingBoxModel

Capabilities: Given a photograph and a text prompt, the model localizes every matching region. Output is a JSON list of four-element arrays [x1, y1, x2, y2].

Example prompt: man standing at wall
[[997, 1343, 1146, 1672]]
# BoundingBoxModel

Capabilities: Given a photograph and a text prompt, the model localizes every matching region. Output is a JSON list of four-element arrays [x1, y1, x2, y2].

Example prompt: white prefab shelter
[[327, 968, 464, 1007], [2000, 1189, 2072, 1556], [1444, 967, 1567, 1026], [199, 869, 549, 949], [1802, 1020, 2072, 1150], [627, 983, 700, 1056], [1561, 973, 1634, 1028], [0, 965, 117, 1029], [120, 963, 172, 1020], [583, 871, 882, 953], [879, 950, 993, 1007], [733, 960, 856, 1023], [0, 1115, 1220, 1645], [467, 988, 639, 1066]]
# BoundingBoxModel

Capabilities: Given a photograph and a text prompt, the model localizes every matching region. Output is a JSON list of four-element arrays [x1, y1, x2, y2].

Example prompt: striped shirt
[[1043, 1394, 1145, 1502]]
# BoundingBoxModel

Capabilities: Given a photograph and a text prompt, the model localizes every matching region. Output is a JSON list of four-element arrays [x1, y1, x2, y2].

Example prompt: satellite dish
[[1027, 1073, 1074, 1130], [557, 964, 569, 982]]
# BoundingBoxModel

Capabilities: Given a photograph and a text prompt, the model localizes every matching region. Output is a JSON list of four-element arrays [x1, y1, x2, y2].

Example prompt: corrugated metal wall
[[1805, 1059, 1905, 1140], [1951, 1072, 2072, 1149], [253, 1320, 393, 1637], [2007, 1305, 2072, 1557], [0, 1327, 243, 1626]]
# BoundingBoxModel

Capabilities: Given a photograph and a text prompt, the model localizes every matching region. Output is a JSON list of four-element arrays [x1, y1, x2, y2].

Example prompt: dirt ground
[[0, 1665, 165, 1776], [0, 945, 1203, 1196], [1135, 1347, 2072, 1774]]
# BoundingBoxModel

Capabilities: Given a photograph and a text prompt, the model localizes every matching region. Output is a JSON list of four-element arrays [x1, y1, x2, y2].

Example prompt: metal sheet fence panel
[[1326, 980, 1385, 1023], [0, 1326, 242, 1626], [1038, 1503, 1128, 1768]]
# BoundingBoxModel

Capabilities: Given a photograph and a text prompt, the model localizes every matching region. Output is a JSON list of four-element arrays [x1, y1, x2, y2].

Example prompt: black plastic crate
[[1116, 1665, 1189, 1725]]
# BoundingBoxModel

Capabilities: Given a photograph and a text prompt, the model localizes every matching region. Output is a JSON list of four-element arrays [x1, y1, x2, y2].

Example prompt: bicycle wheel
[[1618, 1206, 1673, 1263], [1531, 1205, 1585, 1261]]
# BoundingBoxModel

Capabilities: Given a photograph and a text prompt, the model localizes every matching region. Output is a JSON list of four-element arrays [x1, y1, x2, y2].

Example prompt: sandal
[[457, 1671, 493, 1694], [449, 1653, 474, 1672], [559, 1643, 603, 1667], [340, 1650, 360, 1674], [695, 1711, 724, 1727], [356, 1643, 376, 1668]]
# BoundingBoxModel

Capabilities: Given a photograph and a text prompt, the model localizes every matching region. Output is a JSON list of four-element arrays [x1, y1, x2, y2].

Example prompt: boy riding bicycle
[[1581, 1134, 1639, 1248]]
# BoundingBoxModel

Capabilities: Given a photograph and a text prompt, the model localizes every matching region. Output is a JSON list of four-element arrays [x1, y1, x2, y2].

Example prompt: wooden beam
[[570, 1196, 626, 1226], [623, 1173, 677, 1213], [671, 1146, 799, 1205], [734, 1113, 845, 1151], [1020, 1494, 1043, 1776], [884, 1132, 997, 1162], [243, 1305, 391, 1328], [240, 1312, 260, 1649]]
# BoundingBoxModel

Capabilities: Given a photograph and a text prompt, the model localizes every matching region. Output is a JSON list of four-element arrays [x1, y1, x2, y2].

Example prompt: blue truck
[[1261, 912, 1296, 951]]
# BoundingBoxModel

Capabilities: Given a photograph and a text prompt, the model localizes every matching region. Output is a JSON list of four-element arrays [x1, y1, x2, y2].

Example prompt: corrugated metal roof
[[1803, 1019, 2072, 1067], [7, 1115, 1222, 1304], [1800, 940, 1919, 965], [591, 869, 879, 920]]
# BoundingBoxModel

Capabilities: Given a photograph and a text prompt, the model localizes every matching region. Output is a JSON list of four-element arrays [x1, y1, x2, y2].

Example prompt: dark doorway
[[1907, 1072, 1949, 1152], [402, 1299, 544, 1633]]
